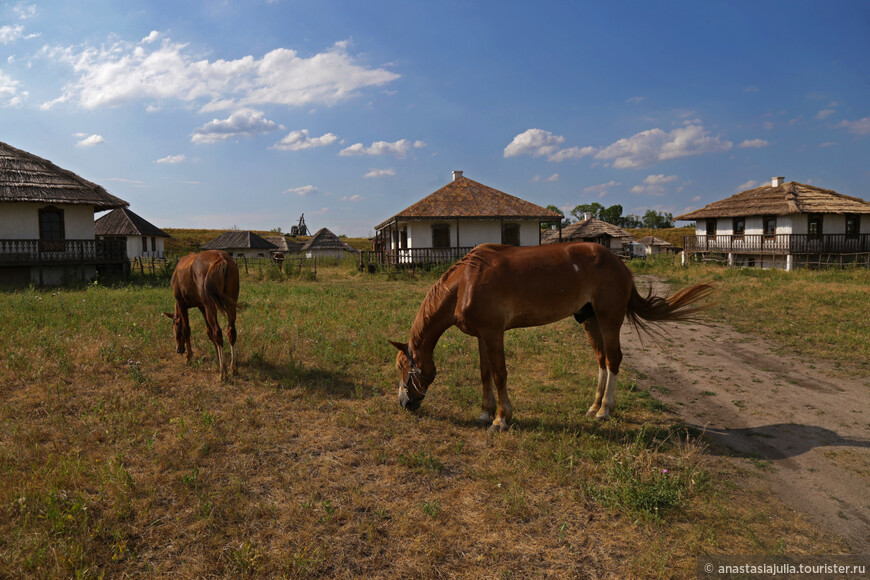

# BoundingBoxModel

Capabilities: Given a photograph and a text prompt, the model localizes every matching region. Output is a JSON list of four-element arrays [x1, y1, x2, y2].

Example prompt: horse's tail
[[199, 254, 237, 316], [625, 281, 714, 337]]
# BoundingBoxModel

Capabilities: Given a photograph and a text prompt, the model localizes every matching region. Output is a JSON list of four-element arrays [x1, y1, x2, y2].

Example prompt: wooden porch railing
[[360, 246, 474, 268], [0, 238, 127, 266], [683, 234, 870, 255]]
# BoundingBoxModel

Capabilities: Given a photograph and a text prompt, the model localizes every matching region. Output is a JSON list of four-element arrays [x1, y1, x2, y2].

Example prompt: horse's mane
[[409, 251, 484, 341]]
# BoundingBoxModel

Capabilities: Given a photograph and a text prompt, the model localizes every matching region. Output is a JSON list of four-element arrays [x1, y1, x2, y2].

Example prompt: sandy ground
[[620, 276, 870, 552]]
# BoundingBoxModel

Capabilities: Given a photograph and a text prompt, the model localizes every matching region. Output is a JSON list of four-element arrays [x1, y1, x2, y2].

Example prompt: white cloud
[[156, 154, 185, 164], [583, 181, 620, 197], [341, 194, 364, 202], [14, 4, 37, 19], [631, 174, 678, 195], [503, 128, 595, 162], [0, 24, 38, 44], [816, 109, 836, 121], [643, 174, 678, 185], [339, 138, 424, 158], [191, 108, 280, 143], [738, 139, 769, 148], [284, 185, 318, 196], [364, 168, 396, 178], [75, 134, 104, 147], [744, 86, 759, 93], [737, 180, 759, 191], [626, 96, 645, 104], [0, 70, 25, 106], [41, 36, 400, 111], [546, 173, 560, 182], [272, 129, 338, 151], [836, 117, 870, 135], [594, 124, 732, 169]]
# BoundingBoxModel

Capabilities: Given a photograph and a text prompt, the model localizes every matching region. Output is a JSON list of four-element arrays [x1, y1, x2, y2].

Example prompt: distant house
[[373, 170, 562, 265], [264, 235, 304, 256], [636, 236, 679, 256], [301, 228, 358, 259], [542, 215, 634, 251], [94, 207, 170, 259], [0, 141, 128, 286], [201, 231, 277, 259], [677, 177, 870, 270]]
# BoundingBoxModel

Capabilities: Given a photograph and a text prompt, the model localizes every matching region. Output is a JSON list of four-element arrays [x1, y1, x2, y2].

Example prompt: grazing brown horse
[[390, 242, 712, 430], [164, 250, 240, 380]]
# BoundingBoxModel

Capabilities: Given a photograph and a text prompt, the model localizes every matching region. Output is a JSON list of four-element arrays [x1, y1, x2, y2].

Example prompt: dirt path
[[620, 276, 870, 552]]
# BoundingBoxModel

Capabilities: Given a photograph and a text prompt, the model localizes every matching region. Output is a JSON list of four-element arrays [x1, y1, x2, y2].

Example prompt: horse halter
[[400, 347, 436, 402]]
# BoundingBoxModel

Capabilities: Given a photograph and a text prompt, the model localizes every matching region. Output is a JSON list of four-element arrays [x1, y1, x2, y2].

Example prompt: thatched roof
[[201, 231, 277, 250], [676, 181, 870, 220], [376, 174, 561, 229], [264, 236, 304, 253], [301, 228, 358, 253], [637, 236, 672, 247], [0, 141, 128, 211], [542, 217, 634, 244], [94, 208, 170, 238]]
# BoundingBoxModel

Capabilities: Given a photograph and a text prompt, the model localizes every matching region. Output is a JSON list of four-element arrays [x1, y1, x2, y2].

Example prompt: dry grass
[[0, 264, 848, 578]]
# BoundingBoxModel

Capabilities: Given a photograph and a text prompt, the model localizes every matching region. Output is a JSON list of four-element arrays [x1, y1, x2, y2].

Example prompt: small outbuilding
[[95, 207, 170, 259], [542, 215, 634, 251], [201, 230, 277, 259], [301, 228, 358, 260], [636, 235, 679, 256], [264, 235, 304, 256]]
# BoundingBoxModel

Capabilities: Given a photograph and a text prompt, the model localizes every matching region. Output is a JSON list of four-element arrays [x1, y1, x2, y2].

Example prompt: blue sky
[[2, 1, 869, 237]]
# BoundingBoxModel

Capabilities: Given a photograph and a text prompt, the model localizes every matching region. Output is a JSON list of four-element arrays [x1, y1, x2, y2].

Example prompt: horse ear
[[162, 312, 175, 319], [388, 340, 408, 353]]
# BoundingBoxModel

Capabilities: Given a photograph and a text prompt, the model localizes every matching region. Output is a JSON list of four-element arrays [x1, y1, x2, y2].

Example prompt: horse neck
[[409, 280, 457, 365]]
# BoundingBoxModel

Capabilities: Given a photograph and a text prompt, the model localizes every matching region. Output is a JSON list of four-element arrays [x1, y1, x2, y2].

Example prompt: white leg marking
[[596, 369, 619, 420]]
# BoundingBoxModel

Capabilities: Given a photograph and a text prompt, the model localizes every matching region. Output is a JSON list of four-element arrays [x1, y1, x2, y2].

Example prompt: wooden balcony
[[0, 238, 127, 267], [683, 234, 870, 255]]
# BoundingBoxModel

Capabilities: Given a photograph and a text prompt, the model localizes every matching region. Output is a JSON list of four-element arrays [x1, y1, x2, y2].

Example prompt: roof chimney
[[452, 170, 463, 181], [771, 176, 785, 187]]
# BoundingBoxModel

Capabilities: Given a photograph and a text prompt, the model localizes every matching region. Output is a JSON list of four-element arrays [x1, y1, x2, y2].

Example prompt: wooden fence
[[359, 247, 474, 270]]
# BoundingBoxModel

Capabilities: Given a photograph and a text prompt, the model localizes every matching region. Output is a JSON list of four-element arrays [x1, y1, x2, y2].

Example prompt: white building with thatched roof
[[301, 228, 358, 260], [373, 171, 562, 265], [94, 207, 170, 259], [636, 236, 679, 256], [677, 177, 870, 269], [541, 215, 634, 251], [0, 141, 129, 286], [201, 231, 278, 259]]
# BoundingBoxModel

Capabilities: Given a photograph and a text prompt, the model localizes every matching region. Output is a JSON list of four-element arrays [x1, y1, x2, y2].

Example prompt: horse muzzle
[[398, 383, 423, 411]]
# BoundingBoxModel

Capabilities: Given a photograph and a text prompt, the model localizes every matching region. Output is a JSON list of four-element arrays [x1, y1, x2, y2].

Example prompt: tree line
[[545, 203, 674, 229]]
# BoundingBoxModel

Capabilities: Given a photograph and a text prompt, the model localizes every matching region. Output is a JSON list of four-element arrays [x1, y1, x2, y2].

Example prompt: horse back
[[453, 242, 632, 331]]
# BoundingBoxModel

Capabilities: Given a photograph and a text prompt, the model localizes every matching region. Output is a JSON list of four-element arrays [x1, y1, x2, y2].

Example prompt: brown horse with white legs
[[390, 242, 712, 431], [164, 250, 240, 381]]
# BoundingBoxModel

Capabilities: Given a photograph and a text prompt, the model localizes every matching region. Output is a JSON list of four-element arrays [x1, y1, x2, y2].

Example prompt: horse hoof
[[476, 413, 494, 427], [487, 422, 509, 433], [594, 413, 610, 421], [585, 408, 598, 418]]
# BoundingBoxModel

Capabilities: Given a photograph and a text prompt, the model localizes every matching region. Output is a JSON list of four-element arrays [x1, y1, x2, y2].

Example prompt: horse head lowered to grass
[[164, 250, 240, 381], [390, 242, 712, 431]]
